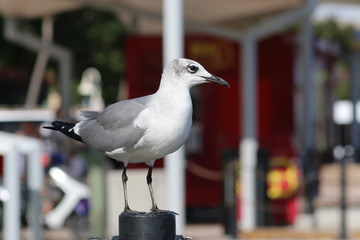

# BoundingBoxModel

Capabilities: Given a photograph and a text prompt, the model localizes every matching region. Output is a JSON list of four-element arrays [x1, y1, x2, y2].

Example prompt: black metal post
[[339, 145, 354, 239], [222, 150, 237, 238], [334, 145, 352, 240], [107, 211, 192, 240], [256, 149, 270, 227], [118, 212, 175, 240], [88, 211, 192, 240], [339, 151, 347, 240]]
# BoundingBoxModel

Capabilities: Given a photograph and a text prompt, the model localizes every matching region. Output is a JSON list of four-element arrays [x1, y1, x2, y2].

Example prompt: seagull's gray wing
[[80, 110, 99, 120], [78, 96, 150, 153]]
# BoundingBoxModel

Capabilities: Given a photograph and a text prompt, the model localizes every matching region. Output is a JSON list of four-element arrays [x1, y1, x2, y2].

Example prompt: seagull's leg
[[122, 167, 134, 213], [146, 166, 160, 212]]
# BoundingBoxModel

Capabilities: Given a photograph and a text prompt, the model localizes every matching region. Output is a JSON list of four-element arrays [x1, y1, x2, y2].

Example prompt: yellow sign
[[267, 157, 299, 199], [188, 40, 236, 71]]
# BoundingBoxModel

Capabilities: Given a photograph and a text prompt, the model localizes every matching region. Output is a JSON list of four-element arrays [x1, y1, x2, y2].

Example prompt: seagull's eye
[[187, 64, 199, 74]]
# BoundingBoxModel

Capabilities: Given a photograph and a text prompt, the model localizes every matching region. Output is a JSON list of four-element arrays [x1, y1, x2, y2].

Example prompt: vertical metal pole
[[3, 142, 20, 240], [26, 140, 44, 240], [163, 0, 185, 234], [303, 7, 315, 158], [302, 13, 316, 218], [87, 150, 107, 237], [339, 149, 348, 239], [239, 36, 258, 231], [350, 50, 360, 158], [25, 16, 52, 108]]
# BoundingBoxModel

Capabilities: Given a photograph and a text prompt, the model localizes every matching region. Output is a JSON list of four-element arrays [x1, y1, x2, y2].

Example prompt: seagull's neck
[[156, 72, 191, 96], [153, 77, 193, 114], [156, 82, 191, 102]]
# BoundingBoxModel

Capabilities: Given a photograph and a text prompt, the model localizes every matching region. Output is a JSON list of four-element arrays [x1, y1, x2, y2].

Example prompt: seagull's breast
[[133, 90, 193, 159]]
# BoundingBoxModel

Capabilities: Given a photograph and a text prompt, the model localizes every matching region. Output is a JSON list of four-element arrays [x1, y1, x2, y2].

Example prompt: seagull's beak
[[203, 75, 230, 88]]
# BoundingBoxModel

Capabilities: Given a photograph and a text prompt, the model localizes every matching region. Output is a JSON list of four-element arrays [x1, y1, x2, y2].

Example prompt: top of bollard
[[175, 236, 194, 240], [120, 210, 178, 217]]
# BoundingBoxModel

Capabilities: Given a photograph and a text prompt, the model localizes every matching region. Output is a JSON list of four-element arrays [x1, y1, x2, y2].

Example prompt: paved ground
[[28, 222, 360, 240], [33, 224, 233, 240], [185, 224, 234, 240]]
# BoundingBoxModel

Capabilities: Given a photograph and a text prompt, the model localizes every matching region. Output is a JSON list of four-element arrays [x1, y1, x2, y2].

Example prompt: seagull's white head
[[161, 58, 230, 89]]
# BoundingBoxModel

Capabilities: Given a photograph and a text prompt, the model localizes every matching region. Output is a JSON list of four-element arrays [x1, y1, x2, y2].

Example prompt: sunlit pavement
[[17, 224, 229, 240], [23, 227, 78, 240], [185, 224, 234, 240]]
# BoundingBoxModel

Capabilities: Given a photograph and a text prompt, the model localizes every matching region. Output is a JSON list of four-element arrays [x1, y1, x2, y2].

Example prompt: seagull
[[44, 58, 229, 213]]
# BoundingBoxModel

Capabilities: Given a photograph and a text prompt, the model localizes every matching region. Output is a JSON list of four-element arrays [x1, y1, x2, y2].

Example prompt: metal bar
[[301, 8, 317, 220], [4, 18, 73, 121], [87, 150, 107, 237], [189, 0, 317, 42], [350, 50, 360, 158], [249, 0, 317, 39], [302, 12, 315, 154], [239, 36, 258, 231], [339, 150, 348, 239], [25, 16, 52, 108], [24, 139, 44, 240], [0, 132, 45, 240], [163, 0, 185, 234], [26, 50, 49, 107], [1, 137, 20, 240]]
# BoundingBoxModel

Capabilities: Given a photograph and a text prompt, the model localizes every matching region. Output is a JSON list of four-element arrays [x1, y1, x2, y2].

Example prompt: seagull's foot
[[150, 206, 178, 215], [121, 207, 141, 215]]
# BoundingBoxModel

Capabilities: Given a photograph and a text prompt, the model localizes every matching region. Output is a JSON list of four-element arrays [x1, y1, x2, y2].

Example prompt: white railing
[[0, 131, 43, 240]]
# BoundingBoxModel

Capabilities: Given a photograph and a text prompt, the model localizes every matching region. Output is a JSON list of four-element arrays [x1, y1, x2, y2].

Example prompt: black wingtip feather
[[43, 126, 56, 130], [43, 121, 84, 143]]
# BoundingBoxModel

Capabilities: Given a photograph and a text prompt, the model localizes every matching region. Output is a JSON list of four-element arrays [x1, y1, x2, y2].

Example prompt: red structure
[[125, 34, 298, 224]]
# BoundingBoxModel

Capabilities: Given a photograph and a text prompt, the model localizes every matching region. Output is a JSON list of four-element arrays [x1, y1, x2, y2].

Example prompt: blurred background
[[0, 0, 360, 239]]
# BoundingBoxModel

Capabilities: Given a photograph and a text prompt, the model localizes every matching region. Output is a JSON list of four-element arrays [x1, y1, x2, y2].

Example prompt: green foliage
[[53, 8, 127, 104], [314, 19, 360, 101], [314, 18, 356, 54], [0, 8, 127, 105]]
